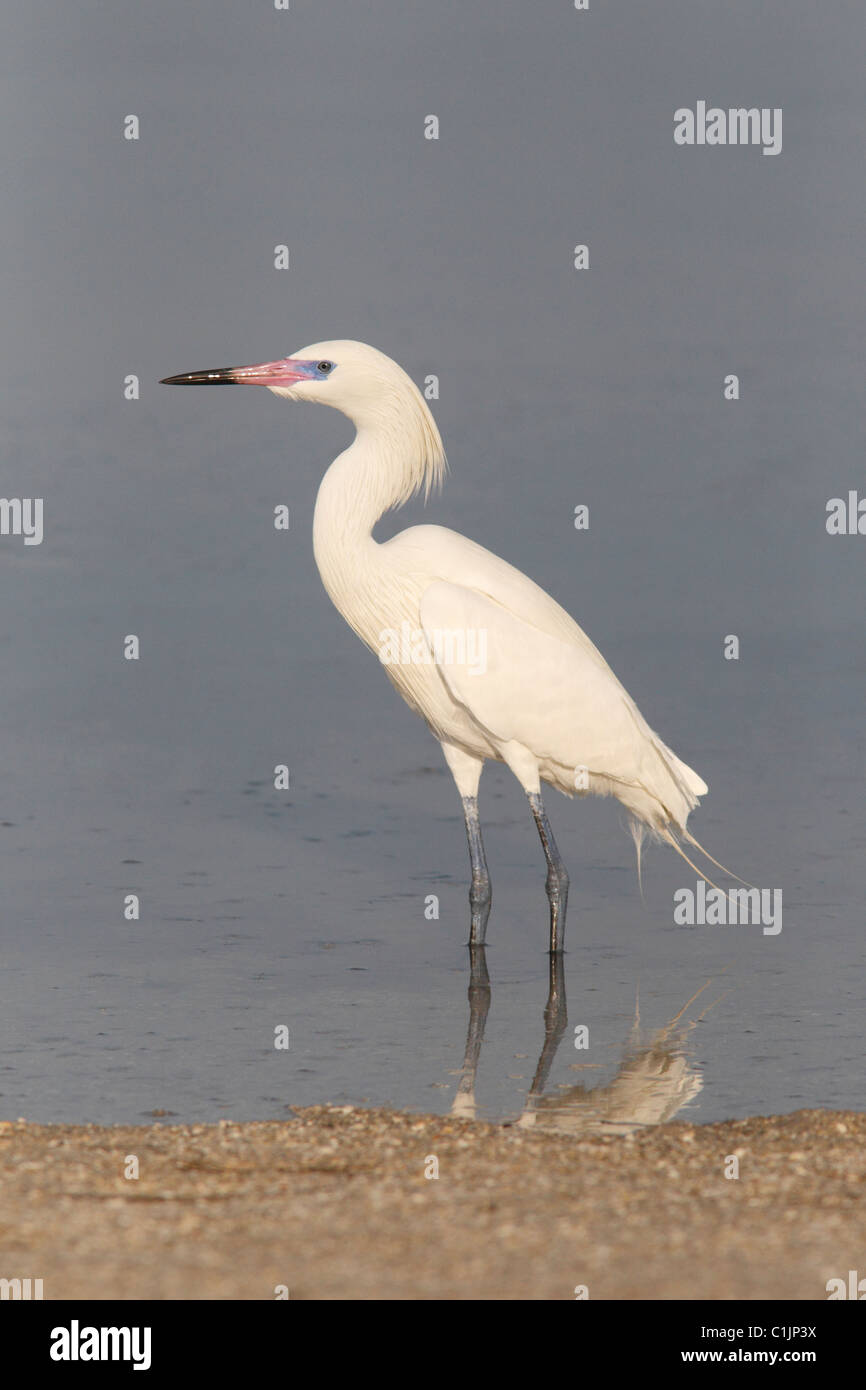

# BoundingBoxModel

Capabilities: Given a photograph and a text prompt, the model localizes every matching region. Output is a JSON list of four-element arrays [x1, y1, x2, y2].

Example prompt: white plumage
[[162, 338, 715, 951]]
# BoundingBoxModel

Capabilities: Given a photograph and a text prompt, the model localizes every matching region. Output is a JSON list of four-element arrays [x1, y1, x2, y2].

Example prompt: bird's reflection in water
[[451, 946, 719, 1134], [452, 945, 491, 1119]]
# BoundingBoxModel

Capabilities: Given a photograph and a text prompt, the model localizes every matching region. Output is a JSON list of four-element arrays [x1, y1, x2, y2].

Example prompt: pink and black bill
[[160, 357, 335, 386]]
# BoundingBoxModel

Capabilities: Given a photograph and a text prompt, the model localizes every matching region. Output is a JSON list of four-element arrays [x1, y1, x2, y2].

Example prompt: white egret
[[162, 339, 722, 952]]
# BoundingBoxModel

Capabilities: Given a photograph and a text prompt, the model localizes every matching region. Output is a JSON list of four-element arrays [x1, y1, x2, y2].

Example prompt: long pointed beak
[[160, 357, 322, 386]]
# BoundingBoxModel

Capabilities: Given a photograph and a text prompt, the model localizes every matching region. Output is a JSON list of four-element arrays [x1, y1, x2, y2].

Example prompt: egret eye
[[317, 360, 334, 374]]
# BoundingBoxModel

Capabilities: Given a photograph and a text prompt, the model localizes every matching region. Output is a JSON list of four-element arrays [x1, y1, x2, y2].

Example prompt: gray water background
[[0, 1, 863, 1125]]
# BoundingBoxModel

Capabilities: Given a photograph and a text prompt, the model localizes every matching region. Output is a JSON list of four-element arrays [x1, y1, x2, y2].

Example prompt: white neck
[[312, 430, 393, 609], [311, 389, 446, 639]]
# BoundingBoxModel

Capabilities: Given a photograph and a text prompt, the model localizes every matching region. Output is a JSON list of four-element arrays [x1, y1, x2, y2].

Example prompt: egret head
[[164, 339, 406, 418], [161, 338, 447, 499]]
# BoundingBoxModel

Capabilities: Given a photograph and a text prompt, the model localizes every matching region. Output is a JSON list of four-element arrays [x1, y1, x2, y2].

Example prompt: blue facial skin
[[292, 359, 336, 381]]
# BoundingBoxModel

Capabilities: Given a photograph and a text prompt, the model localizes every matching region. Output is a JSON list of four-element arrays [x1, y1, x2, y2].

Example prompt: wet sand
[[1, 1106, 863, 1300]]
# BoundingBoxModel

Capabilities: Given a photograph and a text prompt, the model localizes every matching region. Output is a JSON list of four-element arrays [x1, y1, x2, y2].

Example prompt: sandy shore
[[1, 1106, 863, 1300]]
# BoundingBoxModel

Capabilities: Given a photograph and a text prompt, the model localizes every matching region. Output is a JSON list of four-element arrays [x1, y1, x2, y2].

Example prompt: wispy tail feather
[[587, 724, 748, 897], [682, 829, 756, 890], [627, 817, 647, 904], [659, 828, 727, 895], [620, 748, 748, 897]]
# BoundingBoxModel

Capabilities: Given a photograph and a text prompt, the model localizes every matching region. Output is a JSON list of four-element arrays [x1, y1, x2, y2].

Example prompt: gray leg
[[528, 792, 569, 953], [461, 795, 491, 946]]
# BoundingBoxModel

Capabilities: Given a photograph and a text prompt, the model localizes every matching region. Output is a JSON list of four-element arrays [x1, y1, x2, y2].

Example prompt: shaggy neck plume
[[312, 377, 446, 628]]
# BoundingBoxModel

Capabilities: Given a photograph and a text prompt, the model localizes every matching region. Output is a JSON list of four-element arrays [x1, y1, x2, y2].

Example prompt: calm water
[[1, 527, 861, 1126], [2, 0, 864, 1130]]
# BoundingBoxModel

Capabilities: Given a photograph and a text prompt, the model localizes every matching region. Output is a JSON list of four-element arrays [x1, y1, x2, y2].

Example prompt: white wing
[[419, 578, 706, 829]]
